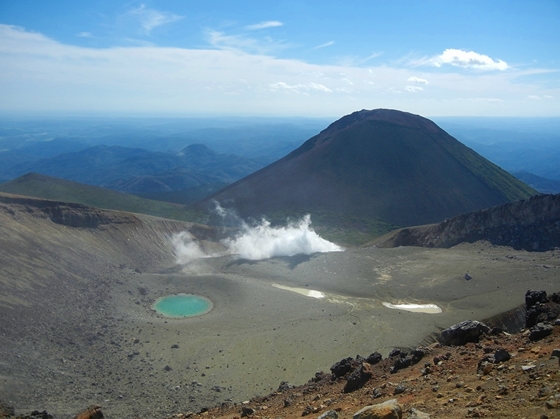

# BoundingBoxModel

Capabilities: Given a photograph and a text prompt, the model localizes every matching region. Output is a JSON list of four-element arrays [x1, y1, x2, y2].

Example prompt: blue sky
[[0, 0, 558, 117]]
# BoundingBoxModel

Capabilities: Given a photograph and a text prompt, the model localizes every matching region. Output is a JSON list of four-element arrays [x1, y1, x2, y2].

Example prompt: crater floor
[[2, 237, 559, 417]]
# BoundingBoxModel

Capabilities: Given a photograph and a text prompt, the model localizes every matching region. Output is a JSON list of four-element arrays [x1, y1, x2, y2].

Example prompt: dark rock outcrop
[[529, 323, 554, 341], [330, 357, 358, 378], [374, 194, 560, 251], [277, 381, 294, 392], [526, 290, 549, 308], [240, 406, 255, 417], [440, 320, 490, 346], [390, 349, 425, 374], [366, 352, 383, 365], [344, 362, 375, 393], [0, 193, 121, 228], [331, 352, 384, 384], [525, 290, 560, 328], [493, 348, 512, 363], [477, 348, 512, 373]]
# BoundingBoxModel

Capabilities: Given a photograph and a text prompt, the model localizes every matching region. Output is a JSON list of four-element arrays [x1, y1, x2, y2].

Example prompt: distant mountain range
[[0, 144, 264, 194], [0, 110, 543, 245], [512, 171, 560, 194], [0, 118, 325, 180], [434, 117, 560, 182], [0, 173, 198, 222], [196, 109, 536, 242]]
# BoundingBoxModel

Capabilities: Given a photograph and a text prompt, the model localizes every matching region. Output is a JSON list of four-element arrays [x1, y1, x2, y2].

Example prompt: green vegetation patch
[[0, 173, 201, 222]]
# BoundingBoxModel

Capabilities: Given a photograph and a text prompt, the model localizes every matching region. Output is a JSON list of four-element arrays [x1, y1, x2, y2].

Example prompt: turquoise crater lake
[[152, 294, 213, 318]]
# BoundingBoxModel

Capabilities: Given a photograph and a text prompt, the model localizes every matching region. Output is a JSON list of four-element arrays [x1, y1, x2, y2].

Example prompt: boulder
[[317, 410, 338, 419], [494, 348, 511, 363], [390, 348, 425, 373], [526, 290, 548, 308], [331, 357, 358, 378], [525, 290, 560, 328], [440, 320, 490, 346], [529, 323, 553, 341], [407, 408, 431, 419], [277, 381, 294, 392], [353, 399, 402, 419], [344, 363, 374, 393], [240, 406, 255, 417], [366, 352, 383, 365], [393, 384, 406, 395]]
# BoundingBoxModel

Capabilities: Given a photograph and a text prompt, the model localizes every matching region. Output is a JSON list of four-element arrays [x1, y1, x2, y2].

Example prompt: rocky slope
[[175, 311, 560, 419], [373, 193, 560, 251], [3, 291, 559, 419], [2, 192, 559, 418]]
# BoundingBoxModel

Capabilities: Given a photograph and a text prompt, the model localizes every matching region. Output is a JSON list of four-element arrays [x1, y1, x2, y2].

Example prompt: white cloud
[[127, 4, 183, 34], [246, 21, 283, 30], [207, 29, 291, 54], [405, 86, 423, 92], [335, 52, 383, 67], [312, 41, 334, 50], [407, 76, 429, 84], [270, 82, 333, 93], [431, 49, 509, 71], [77, 32, 93, 38], [460, 97, 503, 103], [529, 94, 555, 100], [0, 25, 557, 117]]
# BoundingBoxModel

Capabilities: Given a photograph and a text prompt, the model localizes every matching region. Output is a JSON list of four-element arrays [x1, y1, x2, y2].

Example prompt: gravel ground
[[1, 199, 559, 418]]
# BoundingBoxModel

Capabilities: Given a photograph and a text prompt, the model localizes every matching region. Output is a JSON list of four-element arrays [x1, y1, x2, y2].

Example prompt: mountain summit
[[196, 109, 535, 238]]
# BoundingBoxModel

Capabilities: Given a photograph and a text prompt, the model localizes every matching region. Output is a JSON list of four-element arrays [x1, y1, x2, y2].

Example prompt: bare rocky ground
[[175, 324, 560, 419], [1, 193, 559, 418]]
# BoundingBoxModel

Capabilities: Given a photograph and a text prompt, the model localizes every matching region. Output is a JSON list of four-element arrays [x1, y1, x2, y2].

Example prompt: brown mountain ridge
[[373, 193, 560, 251], [195, 109, 535, 241]]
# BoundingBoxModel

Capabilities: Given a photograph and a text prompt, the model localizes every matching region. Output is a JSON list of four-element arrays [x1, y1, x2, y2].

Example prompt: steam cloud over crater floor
[[173, 214, 342, 263], [223, 214, 342, 260]]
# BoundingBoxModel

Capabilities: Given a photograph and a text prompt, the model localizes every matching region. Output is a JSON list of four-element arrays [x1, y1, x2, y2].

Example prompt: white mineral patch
[[382, 302, 442, 314], [272, 284, 326, 299]]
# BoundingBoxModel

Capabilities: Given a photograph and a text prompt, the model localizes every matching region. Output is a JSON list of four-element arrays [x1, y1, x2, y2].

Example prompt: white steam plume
[[222, 214, 342, 260], [171, 206, 342, 264], [171, 231, 210, 264]]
